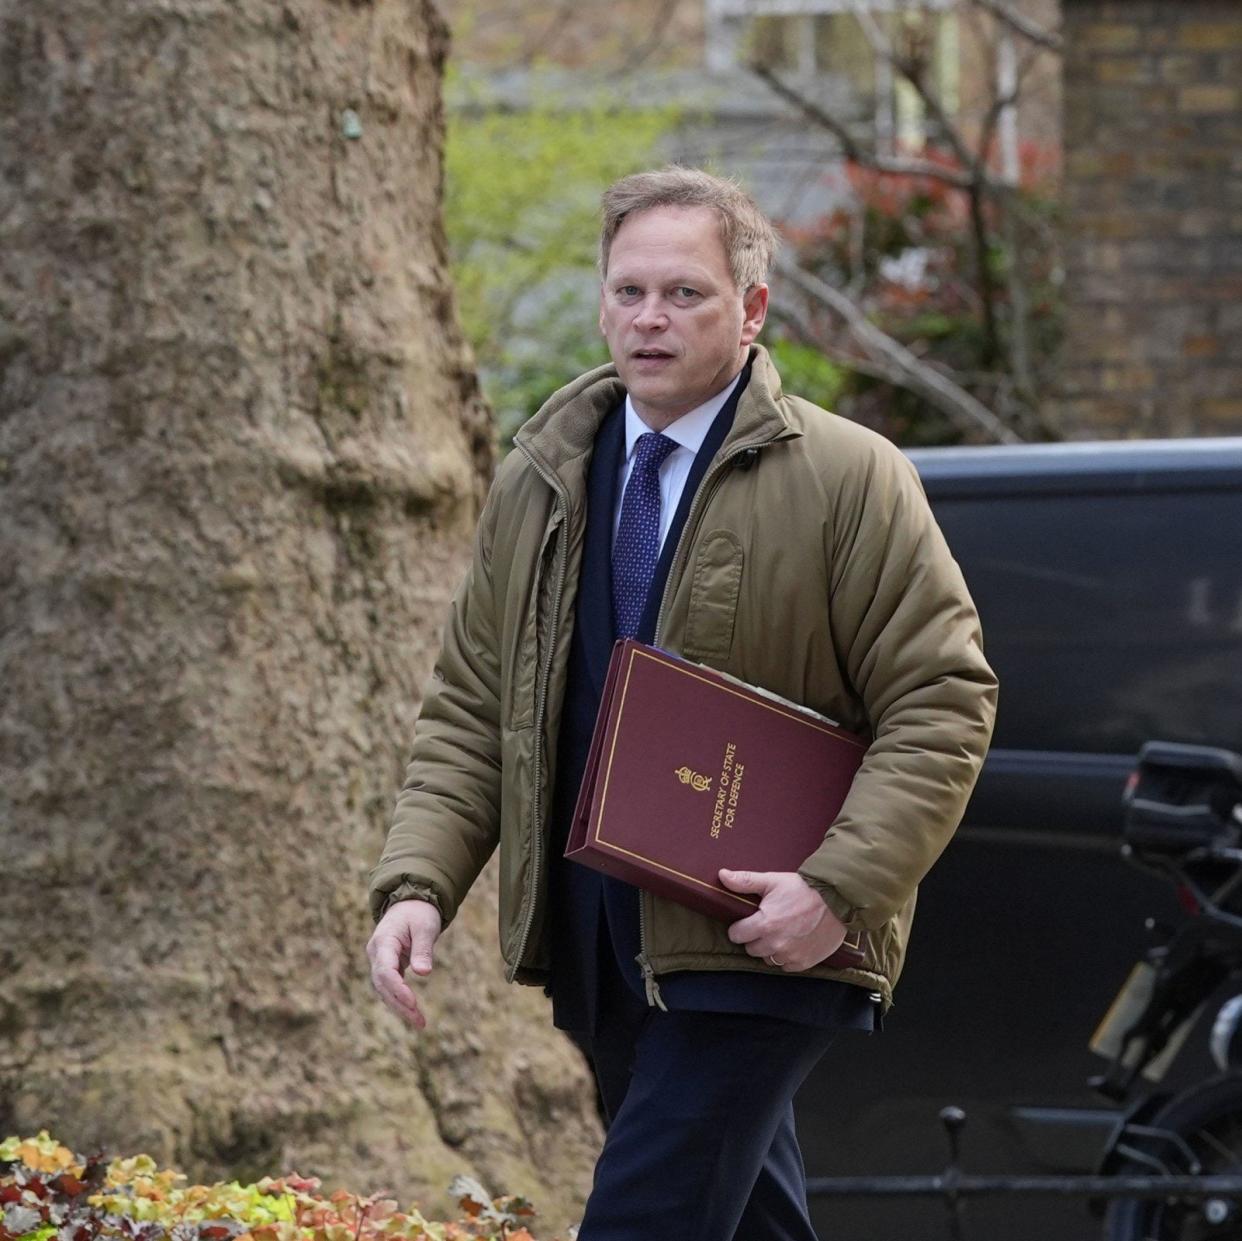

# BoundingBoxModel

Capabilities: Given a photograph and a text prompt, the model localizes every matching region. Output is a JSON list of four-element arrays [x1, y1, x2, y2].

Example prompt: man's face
[[599, 205, 768, 429]]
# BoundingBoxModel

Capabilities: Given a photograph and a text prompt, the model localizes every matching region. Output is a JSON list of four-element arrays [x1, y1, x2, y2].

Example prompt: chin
[[621, 377, 669, 406], [630, 387, 685, 418]]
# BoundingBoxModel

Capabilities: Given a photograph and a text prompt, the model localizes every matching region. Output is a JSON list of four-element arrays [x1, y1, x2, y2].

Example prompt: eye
[[615, 285, 641, 299], [675, 286, 700, 301]]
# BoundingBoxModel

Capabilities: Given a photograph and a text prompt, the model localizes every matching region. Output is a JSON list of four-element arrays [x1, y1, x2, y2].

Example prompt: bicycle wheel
[[1106, 1074, 1242, 1240]]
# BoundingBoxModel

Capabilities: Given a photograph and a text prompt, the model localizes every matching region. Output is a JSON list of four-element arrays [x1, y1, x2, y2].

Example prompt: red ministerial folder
[[565, 640, 870, 971]]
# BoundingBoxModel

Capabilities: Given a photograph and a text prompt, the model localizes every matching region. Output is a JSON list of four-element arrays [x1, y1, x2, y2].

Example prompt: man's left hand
[[719, 869, 848, 971]]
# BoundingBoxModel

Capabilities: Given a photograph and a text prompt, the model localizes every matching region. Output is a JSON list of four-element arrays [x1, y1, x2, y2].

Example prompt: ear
[[740, 283, 769, 347], [598, 286, 607, 337]]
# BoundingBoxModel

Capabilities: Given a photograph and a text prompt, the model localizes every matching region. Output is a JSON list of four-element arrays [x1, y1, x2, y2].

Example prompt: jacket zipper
[[506, 447, 570, 983], [634, 433, 785, 1008]]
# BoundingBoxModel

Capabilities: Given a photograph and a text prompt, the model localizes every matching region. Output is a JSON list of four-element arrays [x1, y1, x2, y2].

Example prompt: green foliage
[[780, 143, 1064, 443], [444, 75, 677, 445], [0, 1133, 562, 1241], [762, 339, 847, 412]]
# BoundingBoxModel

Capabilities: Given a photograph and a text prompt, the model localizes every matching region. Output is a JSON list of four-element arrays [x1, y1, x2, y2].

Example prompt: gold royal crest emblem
[[674, 766, 712, 793]]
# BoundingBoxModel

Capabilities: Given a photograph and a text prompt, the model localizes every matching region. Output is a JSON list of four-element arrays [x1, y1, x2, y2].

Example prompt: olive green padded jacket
[[368, 345, 997, 1009]]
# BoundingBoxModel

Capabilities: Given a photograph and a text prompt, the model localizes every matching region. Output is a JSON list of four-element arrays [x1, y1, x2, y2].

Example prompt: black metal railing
[[806, 1107, 1242, 1241]]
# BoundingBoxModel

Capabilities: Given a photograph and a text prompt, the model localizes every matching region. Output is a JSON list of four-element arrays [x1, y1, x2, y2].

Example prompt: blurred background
[[1, 2, 1239, 1239], [444, 0, 1240, 453]]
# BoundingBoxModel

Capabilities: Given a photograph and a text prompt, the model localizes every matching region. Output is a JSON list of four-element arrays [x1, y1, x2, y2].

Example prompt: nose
[[633, 294, 668, 331]]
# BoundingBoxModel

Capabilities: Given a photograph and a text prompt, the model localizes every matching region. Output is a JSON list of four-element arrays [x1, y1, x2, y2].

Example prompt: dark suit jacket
[[546, 368, 878, 1036]]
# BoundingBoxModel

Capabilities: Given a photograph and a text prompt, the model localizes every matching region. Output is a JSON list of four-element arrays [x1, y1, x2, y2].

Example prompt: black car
[[800, 436, 1242, 1241]]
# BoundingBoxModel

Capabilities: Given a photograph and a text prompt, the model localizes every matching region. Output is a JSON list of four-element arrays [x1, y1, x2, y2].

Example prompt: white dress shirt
[[612, 371, 744, 554]]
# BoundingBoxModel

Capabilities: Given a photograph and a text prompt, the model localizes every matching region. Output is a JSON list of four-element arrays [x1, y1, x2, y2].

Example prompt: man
[[367, 167, 997, 1240]]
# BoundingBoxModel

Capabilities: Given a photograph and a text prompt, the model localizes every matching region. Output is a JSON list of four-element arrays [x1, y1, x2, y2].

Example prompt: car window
[[932, 487, 1242, 753]]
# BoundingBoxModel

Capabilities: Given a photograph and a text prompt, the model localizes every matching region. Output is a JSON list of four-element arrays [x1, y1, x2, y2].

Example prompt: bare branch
[[999, 196, 1036, 403], [751, 63, 976, 190], [905, 60, 981, 178], [846, 2, 990, 185], [771, 302, 925, 390], [773, 256, 1022, 444], [977, 35, 1044, 170], [968, 0, 1063, 52], [609, 0, 681, 77], [848, 1, 895, 63], [520, 0, 578, 66], [750, 62, 864, 162]]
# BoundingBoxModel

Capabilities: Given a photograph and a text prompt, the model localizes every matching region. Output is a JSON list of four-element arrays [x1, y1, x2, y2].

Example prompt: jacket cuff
[[371, 880, 446, 926], [798, 873, 865, 931]]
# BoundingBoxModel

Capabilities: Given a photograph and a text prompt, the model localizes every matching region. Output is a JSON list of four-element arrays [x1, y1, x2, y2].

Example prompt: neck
[[632, 407, 687, 433], [630, 365, 745, 433]]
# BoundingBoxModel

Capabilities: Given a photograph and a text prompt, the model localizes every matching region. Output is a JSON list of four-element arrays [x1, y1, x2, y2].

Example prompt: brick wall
[[1058, 0, 1242, 437]]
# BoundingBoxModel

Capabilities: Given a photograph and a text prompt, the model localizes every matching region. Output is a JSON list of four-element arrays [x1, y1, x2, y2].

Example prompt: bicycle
[[807, 740, 1242, 1241]]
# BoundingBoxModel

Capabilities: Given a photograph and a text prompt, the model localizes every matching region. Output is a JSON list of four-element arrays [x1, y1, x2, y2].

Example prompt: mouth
[[631, 348, 675, 362]]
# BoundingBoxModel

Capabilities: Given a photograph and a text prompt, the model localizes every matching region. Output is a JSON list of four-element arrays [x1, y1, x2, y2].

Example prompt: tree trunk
[[0, 0, 600, 1230]]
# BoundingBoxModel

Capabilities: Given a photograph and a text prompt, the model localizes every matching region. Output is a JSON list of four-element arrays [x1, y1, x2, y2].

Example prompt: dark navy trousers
[[574, 951, 836, 1241]]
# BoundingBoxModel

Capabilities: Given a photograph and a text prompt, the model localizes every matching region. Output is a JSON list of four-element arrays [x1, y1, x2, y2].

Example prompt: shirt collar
[[622, 370, 744, 462]]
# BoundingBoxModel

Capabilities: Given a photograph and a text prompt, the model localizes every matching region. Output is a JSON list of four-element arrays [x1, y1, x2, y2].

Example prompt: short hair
[[599, 166, 779, 291]]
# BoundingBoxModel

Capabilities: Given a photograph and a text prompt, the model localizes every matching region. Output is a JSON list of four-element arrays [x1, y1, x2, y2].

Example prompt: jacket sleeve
[[797, 439, 998, 932], [367, 490, 505, 928]]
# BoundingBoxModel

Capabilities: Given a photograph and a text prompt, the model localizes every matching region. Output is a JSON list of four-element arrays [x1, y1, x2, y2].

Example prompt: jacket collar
[[513, 344, 801, 493]]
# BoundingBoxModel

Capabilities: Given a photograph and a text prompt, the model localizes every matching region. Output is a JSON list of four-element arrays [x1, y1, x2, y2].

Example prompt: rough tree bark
[[0, 0, 600, 1229]]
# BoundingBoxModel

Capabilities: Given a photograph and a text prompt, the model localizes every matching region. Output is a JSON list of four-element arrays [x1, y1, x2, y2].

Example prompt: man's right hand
[[366, 899, 443, 1031]]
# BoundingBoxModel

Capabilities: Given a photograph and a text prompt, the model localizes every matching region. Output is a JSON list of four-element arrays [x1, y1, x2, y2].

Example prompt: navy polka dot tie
[[612, 431, 679, 639]]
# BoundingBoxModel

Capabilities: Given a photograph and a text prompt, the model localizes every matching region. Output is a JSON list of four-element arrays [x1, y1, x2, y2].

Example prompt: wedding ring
[[767, 955, 785, 967]]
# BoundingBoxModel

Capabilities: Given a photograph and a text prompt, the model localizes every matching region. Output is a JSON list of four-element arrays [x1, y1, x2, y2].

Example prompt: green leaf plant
[[444, 71, 679, 447], [0, 1133, 563, 1241]]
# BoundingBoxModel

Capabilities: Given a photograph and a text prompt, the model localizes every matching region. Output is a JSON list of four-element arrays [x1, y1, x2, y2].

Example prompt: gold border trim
[[591, 646, 859, 912]]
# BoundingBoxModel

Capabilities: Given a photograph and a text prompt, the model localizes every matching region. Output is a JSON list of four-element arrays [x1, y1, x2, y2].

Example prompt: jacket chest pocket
[[681, 529, 744, 663]]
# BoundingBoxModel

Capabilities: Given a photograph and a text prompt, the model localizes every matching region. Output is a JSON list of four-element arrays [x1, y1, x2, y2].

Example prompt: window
[[709, 0, 958, 151]]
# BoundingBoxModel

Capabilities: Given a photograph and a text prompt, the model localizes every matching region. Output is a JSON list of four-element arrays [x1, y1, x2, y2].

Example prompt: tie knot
[[633, 431, 678, 475]]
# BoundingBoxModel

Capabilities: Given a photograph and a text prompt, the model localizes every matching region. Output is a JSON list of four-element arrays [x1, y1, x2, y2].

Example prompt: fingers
[[721, 870, 779, 950], [367, 926, 425, 1028], [724, 876, 849, 970], [743, 938, 814, 972], [761, 918, 850, 973], [366, 900, 444, 1030], [371, 962, 429, 1030], [365, 922, 406, 973], [406, 919, 439, 977], [727, 910, 765, 945], [722, 870, 800, 947], [718, 868, 774, 895], [727, 908, 788, 962]]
